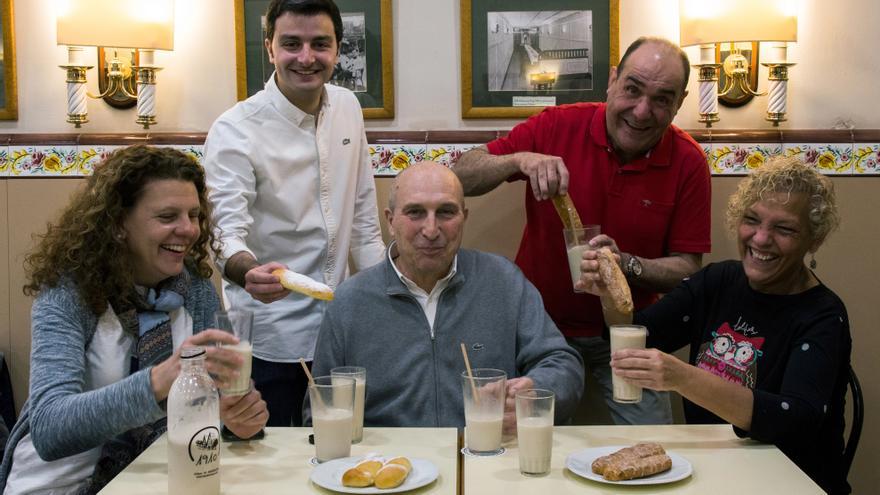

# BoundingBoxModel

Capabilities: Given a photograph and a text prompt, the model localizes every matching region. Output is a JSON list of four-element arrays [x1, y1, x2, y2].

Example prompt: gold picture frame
[[234, 0, 394, 119], [0, 0, 18, 120], [461, 0, 619, 119]]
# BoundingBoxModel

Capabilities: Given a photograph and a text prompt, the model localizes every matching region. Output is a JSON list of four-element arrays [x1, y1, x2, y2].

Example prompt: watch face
[[629, 256, 643, 277]]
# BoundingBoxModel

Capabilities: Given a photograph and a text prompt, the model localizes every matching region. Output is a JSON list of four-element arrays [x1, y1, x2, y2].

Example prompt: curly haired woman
[[580, 156, 852, 494], [0, 146, 267, 494]]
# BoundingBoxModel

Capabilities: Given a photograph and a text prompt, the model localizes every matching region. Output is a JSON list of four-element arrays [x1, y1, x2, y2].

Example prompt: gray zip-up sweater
[[0, 271, 219, 490], [311, 248, 585, 427]]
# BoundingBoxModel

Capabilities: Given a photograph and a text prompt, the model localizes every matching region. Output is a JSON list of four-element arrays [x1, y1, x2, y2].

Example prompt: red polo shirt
[[486, 102, 711, 337]]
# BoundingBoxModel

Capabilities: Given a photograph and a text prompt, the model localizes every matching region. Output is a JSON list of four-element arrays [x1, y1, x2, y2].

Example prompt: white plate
[[310, 456, 440, 494], [565, 446, 693, 485]]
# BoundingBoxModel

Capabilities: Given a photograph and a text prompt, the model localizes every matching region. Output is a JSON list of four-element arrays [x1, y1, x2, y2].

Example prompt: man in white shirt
[[203, 0, 384, 427]]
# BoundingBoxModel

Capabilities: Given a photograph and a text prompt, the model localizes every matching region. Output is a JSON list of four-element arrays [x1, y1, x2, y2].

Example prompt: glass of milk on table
[[461, 368, 507, 456], [310, 375, 355, 462], [563, 225, 601, 292], [610, 324, 648, 403], [331, 366, 366, 443], [214, 309, 253, 396], [516, 389, 555, 476]]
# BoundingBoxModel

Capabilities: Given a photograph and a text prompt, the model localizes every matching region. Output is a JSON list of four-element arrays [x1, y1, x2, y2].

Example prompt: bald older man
[[310, 162, 584, 430]]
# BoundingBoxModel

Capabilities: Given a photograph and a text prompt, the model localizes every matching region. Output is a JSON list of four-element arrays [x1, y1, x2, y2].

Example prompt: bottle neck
[[181, 356, 206, 373]]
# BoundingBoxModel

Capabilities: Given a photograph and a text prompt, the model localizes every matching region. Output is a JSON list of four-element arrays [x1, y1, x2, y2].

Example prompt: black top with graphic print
[[636, 260, 852, 495]]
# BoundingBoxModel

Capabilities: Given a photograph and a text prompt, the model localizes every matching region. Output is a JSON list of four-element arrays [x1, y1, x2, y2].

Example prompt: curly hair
[[23, 145, 220, 314], [726, 155, 840, 245]]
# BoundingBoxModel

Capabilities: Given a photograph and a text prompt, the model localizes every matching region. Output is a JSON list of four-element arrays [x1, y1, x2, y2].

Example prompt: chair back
[[843, 365, 863, 478]]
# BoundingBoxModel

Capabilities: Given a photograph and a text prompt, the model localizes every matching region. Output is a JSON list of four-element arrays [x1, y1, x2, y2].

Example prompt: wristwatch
[[624, 253, 643, 278]]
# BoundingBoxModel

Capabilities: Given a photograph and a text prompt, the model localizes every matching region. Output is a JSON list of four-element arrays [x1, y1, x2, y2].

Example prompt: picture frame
[[461, 0, 618, 119], [0, 0, 18, 120], [234, 0, 394, 119], [716, 42, 759, 108]]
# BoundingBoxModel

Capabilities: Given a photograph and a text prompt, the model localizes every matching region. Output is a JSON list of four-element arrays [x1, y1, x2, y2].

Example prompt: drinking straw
[[300, 358, 325, 409], [460, 343, 480, 405]]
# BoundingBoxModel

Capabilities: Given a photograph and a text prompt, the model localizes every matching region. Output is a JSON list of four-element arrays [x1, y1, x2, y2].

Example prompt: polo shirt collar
[[265, 71, 330, 128], [591, 104, 673, 171], [384, 242, 461, 296]]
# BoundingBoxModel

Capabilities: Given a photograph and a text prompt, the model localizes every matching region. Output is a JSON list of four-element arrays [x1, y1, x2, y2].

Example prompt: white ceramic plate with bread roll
[[310, 456, 439, 493], [565, 446, 693, 485]]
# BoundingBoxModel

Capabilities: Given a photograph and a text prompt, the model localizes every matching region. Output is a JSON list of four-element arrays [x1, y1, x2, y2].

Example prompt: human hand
[[513, 152, 569, 200], [609, 348, 691, 392], [220, 383, 269, 440], [150, 329, 243, 402], [244, 262, 290, 304], [502, 376, 535, 436]]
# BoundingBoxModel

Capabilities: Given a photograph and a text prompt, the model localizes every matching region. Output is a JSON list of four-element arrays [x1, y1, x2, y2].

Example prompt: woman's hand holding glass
[[149, 329, 244, 402]]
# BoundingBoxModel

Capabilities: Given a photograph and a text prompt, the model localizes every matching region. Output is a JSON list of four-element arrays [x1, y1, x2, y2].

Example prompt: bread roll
[[341, 467, 374, 487], [551, 194, 583, 230], [272, 269, 334, 301], [355, 459, 384, 477], [374, 463, 409, 489], [385, 456, 412, 474], [596, 247, 634, 314]]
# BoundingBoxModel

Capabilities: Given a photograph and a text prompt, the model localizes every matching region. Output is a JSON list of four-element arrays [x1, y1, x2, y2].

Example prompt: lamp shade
[[679, 0, 797, 46], [57, 0, 174, 50]]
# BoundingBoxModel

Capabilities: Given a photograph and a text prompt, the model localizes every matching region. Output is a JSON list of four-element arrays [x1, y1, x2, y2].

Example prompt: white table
[[99, 427, 459, 494], [463, 424, 823, 494]]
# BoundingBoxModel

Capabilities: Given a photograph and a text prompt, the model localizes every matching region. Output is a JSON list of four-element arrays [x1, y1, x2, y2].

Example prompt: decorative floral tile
[[701, 143, 712, 166], [783, 143, 853, 175], [166, 144, 205, 164], [0, 145, 8, 176], [851, 144, 880, 175], [708, 143, 783, 175], [426, 144, 479, 168], [7, 146, 80, 176], [369, 144, 427, 176], [75, 145, 126, 176]]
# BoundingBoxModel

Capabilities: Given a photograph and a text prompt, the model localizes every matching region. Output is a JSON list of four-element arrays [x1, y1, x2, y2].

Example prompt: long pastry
[[602, 454, 673, 481], [595, 247, 634, 314], [591, 442, 666, 475], [272, 269, 334, 301], [551, 194, 583, 231]]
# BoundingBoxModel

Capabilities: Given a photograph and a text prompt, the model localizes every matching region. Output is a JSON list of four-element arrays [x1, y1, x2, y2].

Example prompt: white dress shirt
[[203, 75, 385, 362], [388, 243, 458, 338]]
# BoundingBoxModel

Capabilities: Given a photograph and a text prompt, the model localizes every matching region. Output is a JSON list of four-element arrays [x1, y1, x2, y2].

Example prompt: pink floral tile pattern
[[707, 143, 783, 175], [852, 144, 880, 175], [369, 144, 427, 176], [76, 146, 126, 176], [784, 144, 853, 175], [426, 144, 479, 167], [7, 146, 79, 176]]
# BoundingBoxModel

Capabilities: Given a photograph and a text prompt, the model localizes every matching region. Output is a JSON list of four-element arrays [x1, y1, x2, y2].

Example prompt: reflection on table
[[464, 424, 823, 494], [99, 427, 459, 494]]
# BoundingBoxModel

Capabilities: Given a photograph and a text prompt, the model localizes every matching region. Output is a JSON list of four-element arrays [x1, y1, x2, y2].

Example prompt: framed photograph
[[716, 42, 759, 108], [0, 0, 18, 120], [461, 0, 618, 119], [234, 0, 394, 118]]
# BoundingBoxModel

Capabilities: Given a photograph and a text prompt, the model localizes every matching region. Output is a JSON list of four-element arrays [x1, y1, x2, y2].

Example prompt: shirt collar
[[386, 241, 458, 294], [590, 103, 673, 171], [265, 72, 330, 128]]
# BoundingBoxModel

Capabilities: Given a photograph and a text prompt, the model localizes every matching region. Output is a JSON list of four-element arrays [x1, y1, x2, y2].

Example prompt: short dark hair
[[617, 36, 690, 94], [265, 0, 343, 45]]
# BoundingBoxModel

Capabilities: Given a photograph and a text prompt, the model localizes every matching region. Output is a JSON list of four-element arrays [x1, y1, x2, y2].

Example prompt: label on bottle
[[187, 426, 220, 478]]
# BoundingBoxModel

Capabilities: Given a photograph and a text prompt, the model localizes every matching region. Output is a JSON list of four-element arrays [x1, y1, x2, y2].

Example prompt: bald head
[[388, 161, 465, 212]]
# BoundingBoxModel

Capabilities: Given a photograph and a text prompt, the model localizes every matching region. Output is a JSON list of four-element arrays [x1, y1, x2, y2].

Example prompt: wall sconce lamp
[[679, 0, 797, 127], [56, 0, 175, 129]]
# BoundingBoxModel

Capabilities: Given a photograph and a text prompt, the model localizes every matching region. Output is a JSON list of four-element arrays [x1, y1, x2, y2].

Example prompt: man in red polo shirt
[[454, 37, 711, 425]]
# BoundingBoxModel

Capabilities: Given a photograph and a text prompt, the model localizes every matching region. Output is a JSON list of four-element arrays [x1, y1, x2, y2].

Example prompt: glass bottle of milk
[[167, 346, 220, 495]]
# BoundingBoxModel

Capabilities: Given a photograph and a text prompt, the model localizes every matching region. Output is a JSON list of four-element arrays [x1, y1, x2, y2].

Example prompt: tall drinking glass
[[516, 389, 554, 476], [563, 225, 601, 292], [461, 368, 506, 456], [309, 375, 355, 462], [214, 309, 253, 396], [610, 324, 648, 403], [331, 366, 366, 443]]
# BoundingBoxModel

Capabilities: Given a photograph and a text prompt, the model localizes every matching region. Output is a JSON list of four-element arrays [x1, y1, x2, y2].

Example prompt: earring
[[809, 254, 817, 270]]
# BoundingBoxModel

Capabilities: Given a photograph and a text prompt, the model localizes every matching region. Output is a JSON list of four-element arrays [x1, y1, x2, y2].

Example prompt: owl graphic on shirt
[[695, 321, 764, 388]]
